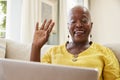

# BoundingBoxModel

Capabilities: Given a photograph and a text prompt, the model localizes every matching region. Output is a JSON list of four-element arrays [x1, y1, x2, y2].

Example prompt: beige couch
[[0, 38, 53, 61], [0, 38, 120, 64]]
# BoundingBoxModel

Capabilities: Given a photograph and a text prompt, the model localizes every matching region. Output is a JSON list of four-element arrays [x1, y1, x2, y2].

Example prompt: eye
[[69, 20, 76, 24], [81, 18, 88, 23], [71, 20, 76, 23]]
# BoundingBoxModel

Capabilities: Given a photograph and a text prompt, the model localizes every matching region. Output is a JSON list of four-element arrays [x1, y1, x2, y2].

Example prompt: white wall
[[90, 0, 120, 44]]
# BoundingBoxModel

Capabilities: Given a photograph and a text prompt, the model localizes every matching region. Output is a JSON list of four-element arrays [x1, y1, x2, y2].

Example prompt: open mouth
[[74, 30, 85, 36]]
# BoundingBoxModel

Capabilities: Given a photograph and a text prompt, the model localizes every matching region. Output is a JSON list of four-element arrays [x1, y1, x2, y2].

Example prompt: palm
[[33, 30, 48, 47], [33, 20, 55, 48]]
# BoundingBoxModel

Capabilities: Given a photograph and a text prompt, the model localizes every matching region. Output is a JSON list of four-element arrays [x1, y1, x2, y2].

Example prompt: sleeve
[[41, 48, 53, 64], [103, 47, 120, 80]]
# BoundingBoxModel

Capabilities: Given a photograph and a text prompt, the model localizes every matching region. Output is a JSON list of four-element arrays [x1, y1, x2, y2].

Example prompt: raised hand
[[33, 19, 55, 48], [30, 19, 55, 61]]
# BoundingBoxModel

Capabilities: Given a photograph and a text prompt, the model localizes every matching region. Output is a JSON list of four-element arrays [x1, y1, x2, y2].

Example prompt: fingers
[[47, 22, 55, 33], [40, 19, 47, 30], [38, 19, 55, 33], [44, 19, 52, 30], [35, 22, 39, 30]]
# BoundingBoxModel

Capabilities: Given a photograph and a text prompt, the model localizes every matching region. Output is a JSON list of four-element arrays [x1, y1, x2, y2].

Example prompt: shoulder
[[92, 42, 113, 53], [92, 42, 108, 49], [91, 42, 118, 63], [46, 44, 66, 53]]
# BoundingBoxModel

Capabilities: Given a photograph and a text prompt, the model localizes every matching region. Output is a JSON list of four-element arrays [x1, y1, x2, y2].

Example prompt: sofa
[[0, 38, 120, 64], [0, 38, 53, 61]]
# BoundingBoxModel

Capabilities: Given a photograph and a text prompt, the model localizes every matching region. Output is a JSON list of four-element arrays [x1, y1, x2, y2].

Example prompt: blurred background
[[0, 0, 120, 45]]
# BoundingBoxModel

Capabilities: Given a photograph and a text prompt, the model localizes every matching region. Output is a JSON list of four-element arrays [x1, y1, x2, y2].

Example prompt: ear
[[91, 22, 93, 28], [67, 23, 70, 30]]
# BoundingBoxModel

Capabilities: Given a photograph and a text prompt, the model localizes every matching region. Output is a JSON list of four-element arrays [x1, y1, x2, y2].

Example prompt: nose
[[76, 21, 83, 27]]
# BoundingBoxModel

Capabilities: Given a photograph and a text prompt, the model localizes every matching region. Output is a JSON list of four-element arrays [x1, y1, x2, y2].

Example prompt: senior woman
[[30, 5, 120, 80]]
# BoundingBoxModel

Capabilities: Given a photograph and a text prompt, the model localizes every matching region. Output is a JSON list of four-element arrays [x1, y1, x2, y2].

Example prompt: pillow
[[0, 38, 6, 58]]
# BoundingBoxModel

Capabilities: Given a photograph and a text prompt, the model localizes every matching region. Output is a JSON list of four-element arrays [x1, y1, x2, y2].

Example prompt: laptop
[[0, 59, 98, 80]]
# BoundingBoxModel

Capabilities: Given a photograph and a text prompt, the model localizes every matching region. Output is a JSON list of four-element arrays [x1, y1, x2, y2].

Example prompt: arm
[[30, 19, 55, 62], [103, 48, 120, 80]]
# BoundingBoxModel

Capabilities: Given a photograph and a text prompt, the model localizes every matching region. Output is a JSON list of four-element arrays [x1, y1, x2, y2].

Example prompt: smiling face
[[68, 6, 92, 43]]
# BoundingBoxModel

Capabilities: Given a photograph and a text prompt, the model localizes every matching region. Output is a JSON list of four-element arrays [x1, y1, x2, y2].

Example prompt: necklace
[[72, 54, 78, 62]]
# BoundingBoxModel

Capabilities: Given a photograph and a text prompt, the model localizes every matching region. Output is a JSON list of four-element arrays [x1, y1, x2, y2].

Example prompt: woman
[[30, 5, 120, 80]]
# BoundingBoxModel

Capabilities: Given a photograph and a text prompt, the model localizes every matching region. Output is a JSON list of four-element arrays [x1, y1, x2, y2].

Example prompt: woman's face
[[68, 6, 92, 43]]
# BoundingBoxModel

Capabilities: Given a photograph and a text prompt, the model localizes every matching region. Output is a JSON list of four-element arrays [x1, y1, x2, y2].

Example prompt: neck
[[66, 40, 91, 55], [71, 40, 90, 47]]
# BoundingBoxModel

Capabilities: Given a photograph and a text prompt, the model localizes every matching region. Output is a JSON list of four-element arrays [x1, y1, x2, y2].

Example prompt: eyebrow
[[82, 14, 89, 17]]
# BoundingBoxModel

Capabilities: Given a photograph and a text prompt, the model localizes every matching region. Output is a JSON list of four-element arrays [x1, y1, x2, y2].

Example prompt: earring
[[67, 35, 69, 44], [89, 34, 92, 45]]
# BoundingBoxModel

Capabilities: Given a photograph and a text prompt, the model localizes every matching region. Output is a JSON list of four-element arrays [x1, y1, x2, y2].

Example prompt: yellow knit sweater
[[41, 42, 120, 80]]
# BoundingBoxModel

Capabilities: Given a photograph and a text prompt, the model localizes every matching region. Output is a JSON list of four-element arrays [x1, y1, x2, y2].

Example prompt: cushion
[[5, 39, 54, 61], [5, 39, 31, 61], [0, 38, 6, 58]]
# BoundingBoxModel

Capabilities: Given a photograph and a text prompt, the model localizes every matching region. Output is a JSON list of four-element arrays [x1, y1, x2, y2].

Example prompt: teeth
[[75, 31, 84, 34]]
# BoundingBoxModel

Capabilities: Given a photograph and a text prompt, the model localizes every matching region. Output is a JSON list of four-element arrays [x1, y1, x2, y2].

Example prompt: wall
[[90, 0, 120, 44]]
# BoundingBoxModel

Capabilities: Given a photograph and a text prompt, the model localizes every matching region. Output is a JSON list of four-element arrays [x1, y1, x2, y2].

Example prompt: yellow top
[[41, 42, 120, 80]]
